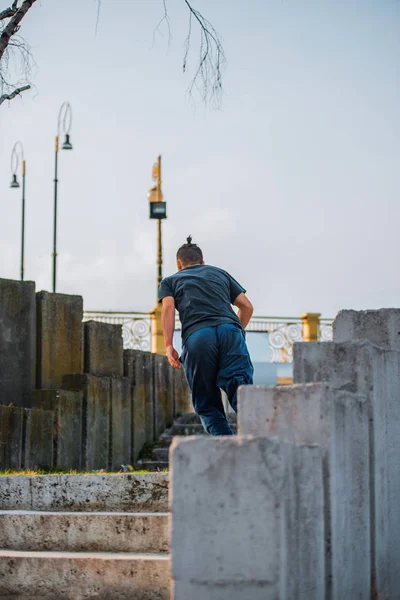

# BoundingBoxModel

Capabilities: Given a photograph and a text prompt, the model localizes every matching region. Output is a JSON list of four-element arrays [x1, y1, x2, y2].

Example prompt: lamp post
[[10, 142, 26, 281], [148, 155, 167, 354], [53, 101, 73, 293]]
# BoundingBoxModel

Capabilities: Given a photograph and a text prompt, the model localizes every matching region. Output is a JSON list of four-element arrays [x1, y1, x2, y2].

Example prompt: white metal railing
[[83, 311, 333, 362]]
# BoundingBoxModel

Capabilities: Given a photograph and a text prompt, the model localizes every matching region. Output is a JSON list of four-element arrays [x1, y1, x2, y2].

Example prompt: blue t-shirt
[[158, 264, 245, 344]]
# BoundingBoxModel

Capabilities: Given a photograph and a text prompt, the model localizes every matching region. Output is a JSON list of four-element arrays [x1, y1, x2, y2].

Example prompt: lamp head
[[62, 134, 73, 150], [10, 174, 20, 188]]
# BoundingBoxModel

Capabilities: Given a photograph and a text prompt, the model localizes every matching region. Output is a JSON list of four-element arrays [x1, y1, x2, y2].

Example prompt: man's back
[[159, 264, 245, 344]]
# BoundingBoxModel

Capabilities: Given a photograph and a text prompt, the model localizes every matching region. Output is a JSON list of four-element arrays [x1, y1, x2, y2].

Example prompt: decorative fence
[[83, 311, 333, 363]]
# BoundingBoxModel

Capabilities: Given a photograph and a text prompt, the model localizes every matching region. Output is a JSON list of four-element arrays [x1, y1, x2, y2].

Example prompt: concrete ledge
[[170, 435, 324, 599], [334, 308, 400, 351], [0, 510, 169, 553], [0, 473, 169, 512], [0, 550, 170, 600]]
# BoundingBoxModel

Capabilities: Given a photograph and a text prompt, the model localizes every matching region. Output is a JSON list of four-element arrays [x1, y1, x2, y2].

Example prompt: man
[[158, 236, 254, 436]]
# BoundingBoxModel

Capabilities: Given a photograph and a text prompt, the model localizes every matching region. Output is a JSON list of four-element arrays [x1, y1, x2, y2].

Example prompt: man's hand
[[166, 344, 181, 370]]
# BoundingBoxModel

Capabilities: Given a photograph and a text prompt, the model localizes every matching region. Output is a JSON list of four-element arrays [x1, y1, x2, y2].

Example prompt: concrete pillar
[[32, 390, 83, 470], [150, 304, 166, 355], [238, 382, 370, 600], [62, 374, 110, 471], [0, 278, 36, 407], [170, 436, 324, 600], [109, 377, 132, 470], [154, 354, 173, 438], [0, 406, 24, 470], [333, 308, 400, 351], [173, 367, 192, 415], [124, 350, 154, 453], [36, 291, 83, 389], [23, 408, 54, 469], [301, 312, 321, 342], [84, 321, 123, 377], [293, 340, 400, 598]]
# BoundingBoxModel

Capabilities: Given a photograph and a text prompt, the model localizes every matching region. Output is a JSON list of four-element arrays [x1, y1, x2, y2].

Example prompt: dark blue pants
[[181, 324, 254, 436]]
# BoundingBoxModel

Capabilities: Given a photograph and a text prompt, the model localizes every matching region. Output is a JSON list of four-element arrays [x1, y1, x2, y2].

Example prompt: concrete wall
[[238, 382, 370, 599], [0, 278, 192, 472], [170, 435, 324, 600], [0, 278, 36, 407]]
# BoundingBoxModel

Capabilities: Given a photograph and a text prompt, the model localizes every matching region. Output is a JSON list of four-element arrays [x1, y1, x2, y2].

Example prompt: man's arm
[[233, 292, 254, 329], [161, 296, 181, 369]]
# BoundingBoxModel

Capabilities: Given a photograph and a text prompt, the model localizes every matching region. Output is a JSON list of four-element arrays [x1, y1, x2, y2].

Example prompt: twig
[[153, 0, 172, 51], [0, 83, 30, 105], [183, 0, 225, 107]]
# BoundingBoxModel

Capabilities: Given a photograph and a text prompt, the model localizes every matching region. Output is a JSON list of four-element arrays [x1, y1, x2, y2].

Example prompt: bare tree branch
[[0, 1, 19, 21], [0, 82, 30, 105], [182, 0, 226, 107], [0, 0, 37, 62]]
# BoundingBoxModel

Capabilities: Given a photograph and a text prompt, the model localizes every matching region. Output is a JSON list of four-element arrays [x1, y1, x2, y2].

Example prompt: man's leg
[[182, 327, 233, 436], [216, 323, 254, 413]]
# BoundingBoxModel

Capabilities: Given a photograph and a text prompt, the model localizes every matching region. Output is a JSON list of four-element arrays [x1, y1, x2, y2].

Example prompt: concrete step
[[176, 412, 237, 425], [152, 447, 170, 462], [0, 549, 170, 599], [171, 423, 237, 436], [0, 473, 169, 512], [136, 460, 169, 472], [0, 510, 169, 553]]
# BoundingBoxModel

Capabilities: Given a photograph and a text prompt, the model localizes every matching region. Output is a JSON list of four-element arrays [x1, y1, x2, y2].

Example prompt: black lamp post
[[10, 142, 26, 281], [148, 155, 167, 293], [53, 102, 73, 293]]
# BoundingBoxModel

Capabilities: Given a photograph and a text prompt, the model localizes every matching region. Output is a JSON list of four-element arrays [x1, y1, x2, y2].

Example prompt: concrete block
[[0, 278, 36, 407], [23, 408, 54, 469], [109, 377, 132, 470], [0, 473, 169, 512], [124, 350, 152, 459], [32, 390, 83, 470], [0, 511, 169, 553], [84, 320, 123, 377], [154, 355, 173, 439], [170, 436, 324, 600], [36, 291, 83, 390], [0, 550, 171, 599], [239, 383, 370, 600], [62, 374, 110, 470], [334, 308, 400, 351], [173, 368, 192, 415], [293, 340, 400, 598], [0, 406, 24, 470]]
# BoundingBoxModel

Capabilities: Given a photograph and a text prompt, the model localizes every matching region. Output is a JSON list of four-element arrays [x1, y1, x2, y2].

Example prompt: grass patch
[[0, 468, 160, 476]]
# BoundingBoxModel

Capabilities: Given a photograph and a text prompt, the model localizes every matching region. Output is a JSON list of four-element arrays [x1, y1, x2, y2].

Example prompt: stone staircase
[[0, 473, 170, 599], [137, 412, 238, 471]]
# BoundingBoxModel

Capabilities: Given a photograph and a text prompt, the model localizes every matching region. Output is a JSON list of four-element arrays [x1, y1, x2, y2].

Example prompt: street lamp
[[53, 101, 73, 293], [148, 155, 167, 354], [10, 142, 26, 281], [148, 155, 167, 292]]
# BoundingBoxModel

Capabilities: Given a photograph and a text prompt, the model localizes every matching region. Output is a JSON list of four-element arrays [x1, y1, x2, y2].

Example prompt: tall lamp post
[[148, 155, 167, 354], [53, 101, 73, 293], [10, 142, 26, 281]]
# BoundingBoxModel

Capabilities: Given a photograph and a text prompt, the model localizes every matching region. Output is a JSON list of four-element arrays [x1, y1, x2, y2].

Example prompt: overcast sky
[[0, 0, 399, 317]]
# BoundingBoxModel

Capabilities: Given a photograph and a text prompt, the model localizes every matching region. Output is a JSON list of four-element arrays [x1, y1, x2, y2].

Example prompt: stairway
[[137, 412, 238, 472], [0, 473, 170, 599]]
